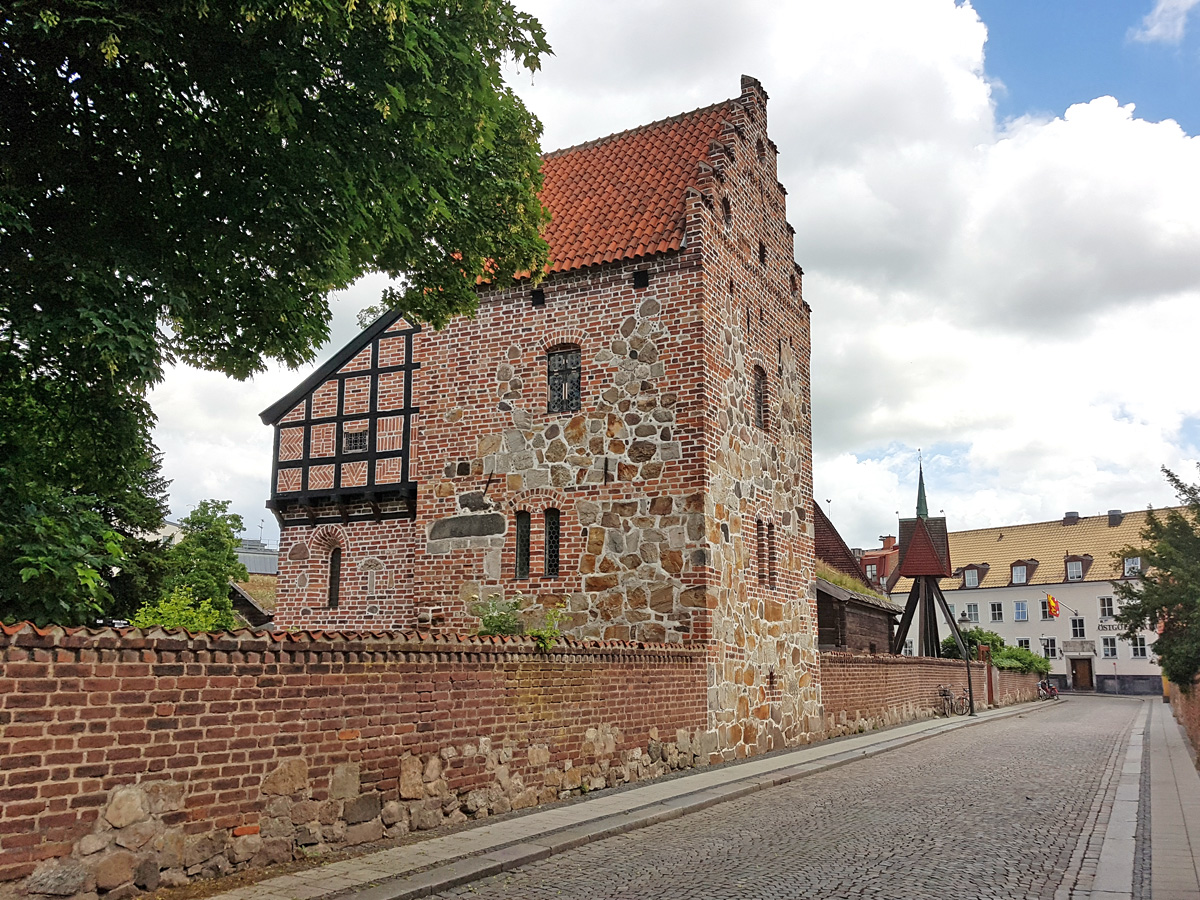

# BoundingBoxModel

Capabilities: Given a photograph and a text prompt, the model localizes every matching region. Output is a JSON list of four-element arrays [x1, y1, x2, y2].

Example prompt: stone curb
[[337, 700, 1058, 900]]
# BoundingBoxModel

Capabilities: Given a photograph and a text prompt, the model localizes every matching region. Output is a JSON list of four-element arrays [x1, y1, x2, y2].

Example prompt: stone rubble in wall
[[21, 727, 720, 900]]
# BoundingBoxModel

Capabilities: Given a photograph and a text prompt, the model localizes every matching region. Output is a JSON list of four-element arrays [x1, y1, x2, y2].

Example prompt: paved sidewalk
[[1149, 698, 1200, 900], [205, 702, 1053, 900]]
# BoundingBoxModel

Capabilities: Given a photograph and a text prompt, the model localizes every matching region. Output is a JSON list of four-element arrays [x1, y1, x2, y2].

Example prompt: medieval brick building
[[261, 76, 821, 752]]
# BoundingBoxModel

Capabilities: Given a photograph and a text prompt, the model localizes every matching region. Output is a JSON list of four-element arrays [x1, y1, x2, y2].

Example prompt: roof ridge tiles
[[541, 98, 734, 160]]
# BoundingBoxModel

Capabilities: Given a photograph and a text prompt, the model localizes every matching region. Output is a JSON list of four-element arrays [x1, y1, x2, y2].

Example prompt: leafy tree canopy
[[1, 2, 550, 619], [940, 626, 1005, 660], [132, 586, 236, 632], [165, 499, 247, 606], [1115, 467, 1200, 687]]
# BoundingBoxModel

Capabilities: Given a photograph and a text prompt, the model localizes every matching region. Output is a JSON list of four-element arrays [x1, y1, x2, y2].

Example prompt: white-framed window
[[966, 603, 979, 624], [903, 640, 914, 656], [865, 563, 878, 580], [1014, 600, 1028, 622], [990, 601, 1003, 623], [1041, 637, 1058, 659], [964, 568, 979, 588], [1130, 636, 1148, 659], [1017, 638, 1031, 651], [1102, 637, 1117, 658], [1099, 596, 1114, 619], [1041, 599, 1053, 620], [1067, 560, 1084, 581], [1123, 557, 1141, 578], [1011, 564, 1027, 585], [947, 603, 956, 620], [1071, 617, 1085, 639]]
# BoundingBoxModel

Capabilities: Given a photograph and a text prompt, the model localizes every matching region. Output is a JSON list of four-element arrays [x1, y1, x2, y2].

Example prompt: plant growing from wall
[[473, 594, 524, 636], [526, 605, 564, 652]]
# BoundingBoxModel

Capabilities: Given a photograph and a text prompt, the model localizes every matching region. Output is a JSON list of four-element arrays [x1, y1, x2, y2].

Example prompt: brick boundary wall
[[1168, 677, 1200, 764], [819, 653, 993, 736], [0, 625, 708, 900], [994, 669, 1040, 707]]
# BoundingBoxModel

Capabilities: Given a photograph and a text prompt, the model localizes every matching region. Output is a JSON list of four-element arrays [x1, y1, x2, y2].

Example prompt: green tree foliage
[[1115, 467, 1200, 687], [2, 2, 550, 619], [164, 500, 247, 607], [940, 626, 1005, 660], [991, 646, 1052, 676], [131, 586, 235, 633]]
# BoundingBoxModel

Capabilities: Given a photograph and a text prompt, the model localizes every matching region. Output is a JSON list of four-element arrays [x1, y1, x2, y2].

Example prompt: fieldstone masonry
[[267, 76, 819, 763]]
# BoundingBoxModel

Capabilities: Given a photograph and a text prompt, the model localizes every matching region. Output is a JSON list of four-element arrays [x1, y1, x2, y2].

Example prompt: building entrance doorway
[[1070, 658, 1094, 691]]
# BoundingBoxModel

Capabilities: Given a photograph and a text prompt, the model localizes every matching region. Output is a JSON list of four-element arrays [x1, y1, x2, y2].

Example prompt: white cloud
[[1130, 0, 1200, 44], [151, 0, 1200, 551]]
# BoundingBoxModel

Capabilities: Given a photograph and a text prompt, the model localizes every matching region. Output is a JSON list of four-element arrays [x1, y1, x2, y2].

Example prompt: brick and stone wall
[[819, 653, 990, 736], [0, 626, 708, 900], [1168, 678, 1200, 759], [993, 669, 1040, 707]]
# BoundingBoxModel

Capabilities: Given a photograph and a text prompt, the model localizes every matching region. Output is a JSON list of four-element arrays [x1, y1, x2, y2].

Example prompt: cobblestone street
[[432, 698, 1144, 900]]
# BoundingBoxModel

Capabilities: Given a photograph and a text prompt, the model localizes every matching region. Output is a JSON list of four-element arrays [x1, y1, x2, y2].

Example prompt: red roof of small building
[[896, 517, 953, 578], [813, 501, 870, 586], [539, 102, 731, 273]]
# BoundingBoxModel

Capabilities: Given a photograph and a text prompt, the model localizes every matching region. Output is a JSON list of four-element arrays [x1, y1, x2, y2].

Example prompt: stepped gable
[[538, 101, 731, 273]]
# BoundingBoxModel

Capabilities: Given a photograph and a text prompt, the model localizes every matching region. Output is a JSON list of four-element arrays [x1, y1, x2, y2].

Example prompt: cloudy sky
[[150, 0, 1200, 550]]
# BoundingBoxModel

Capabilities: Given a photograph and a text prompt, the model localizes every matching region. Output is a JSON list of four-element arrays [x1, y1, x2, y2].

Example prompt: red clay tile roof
[[813, 501, 870, 585], [539, 102, 732, 273]]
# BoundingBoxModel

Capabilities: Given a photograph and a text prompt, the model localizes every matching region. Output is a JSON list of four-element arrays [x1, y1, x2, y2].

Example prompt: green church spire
[[916, 462, 929, 519]]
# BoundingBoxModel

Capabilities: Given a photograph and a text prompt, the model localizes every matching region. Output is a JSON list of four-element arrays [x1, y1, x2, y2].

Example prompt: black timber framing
[[261, 311, 421, 522]]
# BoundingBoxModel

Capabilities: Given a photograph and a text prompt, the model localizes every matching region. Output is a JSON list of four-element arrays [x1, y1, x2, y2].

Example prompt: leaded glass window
[[753, 366, 768, 430], [548, 347, 581, 414], [544, 509, 561, 577], [515, 511, 531, 580]]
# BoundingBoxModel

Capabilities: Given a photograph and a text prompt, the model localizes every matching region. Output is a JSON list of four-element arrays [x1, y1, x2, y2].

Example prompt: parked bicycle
[[937, 684, 970, 716]]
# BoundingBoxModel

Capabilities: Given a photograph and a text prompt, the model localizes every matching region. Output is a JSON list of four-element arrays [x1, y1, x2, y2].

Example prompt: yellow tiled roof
[[891, 508, 1176, 594]]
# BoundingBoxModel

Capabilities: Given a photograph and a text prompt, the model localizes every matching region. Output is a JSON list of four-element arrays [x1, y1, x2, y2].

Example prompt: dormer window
[[1123, 556, 1141, 578], [1064, 554, 1092, 582], [964, 569, 978, 588], [1011, 564, 1026, 585]]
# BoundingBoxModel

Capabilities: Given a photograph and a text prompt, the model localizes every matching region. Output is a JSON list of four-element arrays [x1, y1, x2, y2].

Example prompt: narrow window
[[964, 568, 979, 588], [745, 307, 751, 333], [515, 511, 531, 579], [722, 198, 732, 229], [753, 366, 768, 430], [767, 522, 777, 588], [1123, 556, 1141, 577], [1102, 637, 1117, 658], [756, 138, 767, 162], [327, 548, 341, 609], [865, 563, 877, 581], [1071, 617, 1085, 639], [1066, 559, 1083, 581], [965, 602, 979, 624], [1041, 598, 1052, 620], [903, 640, 914, 656], [756, 519, 766, 584], [1099, 596, 1114, 618], [1130, 636, 1148, 658], [547, 347, 581, 414], [1011, 564, 1027, 584], [1041, 637, 1058, 658], [1014, 600, 1028, 621], [758, 241, 767, 264], [990, 602, 1003, 623], [544, 508, 560, 577]]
